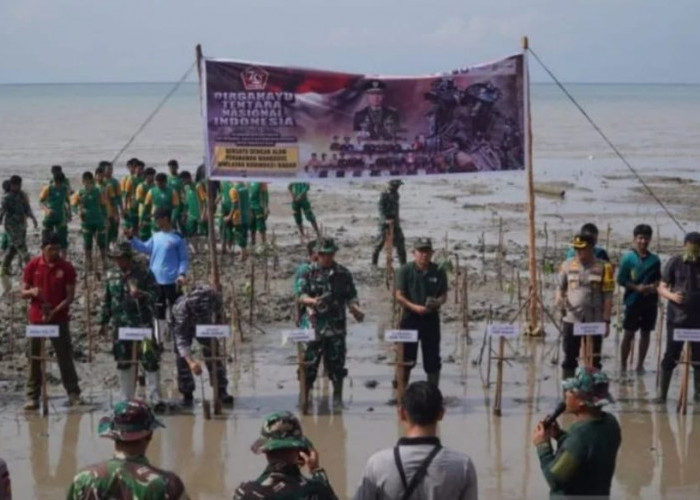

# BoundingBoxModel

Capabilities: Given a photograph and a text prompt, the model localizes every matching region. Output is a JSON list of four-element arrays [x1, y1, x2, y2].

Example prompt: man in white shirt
[[353, 381, 478, 500]]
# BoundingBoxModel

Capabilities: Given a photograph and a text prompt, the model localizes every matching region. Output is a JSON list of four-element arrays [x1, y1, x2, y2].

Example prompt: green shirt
[[616, 249, 661, 307], [220, 181, 233, 214], [396, 262, 448, 313], [40, 183, 70, 224], [184, 184, 200, 221], [537, 412, 621, 497], [106, 177, 121, 205], [168, 174, 184, 204], [230, 182, 251, 226], [249, 181, 269, 211], [75, 186, 105, 226], [67, 452, 187, 500], [289, 182, 310, 200]]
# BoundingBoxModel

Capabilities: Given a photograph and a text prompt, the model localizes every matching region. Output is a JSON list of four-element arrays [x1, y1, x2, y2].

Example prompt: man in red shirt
[[21, 232, 81, 410]]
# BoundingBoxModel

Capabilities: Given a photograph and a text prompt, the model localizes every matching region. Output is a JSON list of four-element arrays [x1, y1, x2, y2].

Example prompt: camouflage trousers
[[303, 334, 347, 386], [2, 222, 28, 271], [112, 329, 160, 372], [372, 222, 406, 265], [174, 338, 228, 396]]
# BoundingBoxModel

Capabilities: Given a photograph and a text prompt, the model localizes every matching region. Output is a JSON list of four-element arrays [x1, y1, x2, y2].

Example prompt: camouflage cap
[[98, 399, 165, 441], [107, 241, 134, 259], [388, 179, 404, 188], [251, 411, 312, 454], [413, 237, 433, 251], [562, 367, 614, 408], [317, 238, 338, 254]]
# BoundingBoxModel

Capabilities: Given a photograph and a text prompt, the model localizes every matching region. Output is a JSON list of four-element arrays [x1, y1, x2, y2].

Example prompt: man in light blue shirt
[[127, 206, 188, 340]]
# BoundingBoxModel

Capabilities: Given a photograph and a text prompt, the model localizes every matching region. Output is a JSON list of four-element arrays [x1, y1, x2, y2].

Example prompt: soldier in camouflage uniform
[[39, 170, 71, 256], [99, 242, 163, 408], [67, 399, 189, 499], [299, 238, 364, 406], [234, 411, 338, 500], [171, 284, 234, 408], [371, 179, 406, 267], [1, 176, 37, 276], [293, 240, 318, 327]]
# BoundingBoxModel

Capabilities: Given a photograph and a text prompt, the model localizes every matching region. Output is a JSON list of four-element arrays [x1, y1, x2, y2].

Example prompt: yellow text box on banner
[[214, 145, 298, 173]]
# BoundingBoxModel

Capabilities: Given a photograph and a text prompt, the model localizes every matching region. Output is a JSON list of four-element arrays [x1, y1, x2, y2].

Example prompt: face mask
[[683, 244, 700, 263]]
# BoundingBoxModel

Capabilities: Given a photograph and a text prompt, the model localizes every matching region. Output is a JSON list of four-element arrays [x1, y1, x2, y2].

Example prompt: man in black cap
[[395, 238, 448, 387], [353, 80, 400, 141], [372, 179, 406, 267], [656, 231, 700, 404]]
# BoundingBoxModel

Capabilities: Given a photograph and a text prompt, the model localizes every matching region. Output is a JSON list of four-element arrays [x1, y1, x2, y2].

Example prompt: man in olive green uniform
[[533, 367, 621, 497], [179, 171, 207, 241], [226, 181, 252, 260], [249, 181, 269, 246], [67, 399, 188, 499], [167, 160, 185, 231], [99, 242, 162, 405], [143, 173, 180, 234], [95, 163, 119, 250], [371, 179, 406, 267], [288, 182, 320, 239], [0, 176, 37, 276], [121, 158, 142, 234], [293, 240, 317, 327], [352, 79, 401, 141], [299, 238, 364, 406], [395, 238, 448, 387], [102, 161, 122, 248], [39, 171, 71, 255], [135, 168, 156, 240], [71, 171, 108, 275], [234, 411, 338, 500]]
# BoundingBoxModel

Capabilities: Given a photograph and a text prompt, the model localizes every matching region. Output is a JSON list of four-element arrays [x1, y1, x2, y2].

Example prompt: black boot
[[332, 380, 343, 407], [371, 247, 381, 267], [181, 393, 194, 408], [694, 369, 700, 404], [397, 247, 407, 266], [654, 369, 673, 404], [427, 372, 440, 387]]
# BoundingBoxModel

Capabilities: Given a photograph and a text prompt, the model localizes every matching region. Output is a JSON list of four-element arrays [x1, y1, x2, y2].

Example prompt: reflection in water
[[658, 411, 700, 498], [615, 379, 654, 498], [303, 411, 347, 499], [29, 413, 83, 497]]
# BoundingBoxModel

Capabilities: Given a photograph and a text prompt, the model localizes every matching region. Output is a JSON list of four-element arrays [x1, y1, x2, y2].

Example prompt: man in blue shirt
[[564, 223, 610, 262], [616, 224, 661, 374]]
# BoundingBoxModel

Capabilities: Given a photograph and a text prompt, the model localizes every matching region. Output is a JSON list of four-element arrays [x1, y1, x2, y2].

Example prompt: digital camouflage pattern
[[66, 452, 188, 500], [171, 285, 223, 358], [251, 411, 311, 453], [562, 366, 614, 407], [299, 261, 358, 384], [99, 247, 160, 371], [233, 463, 337, 500], [0, 191, 29, 268], [40, 181, 71, 248]]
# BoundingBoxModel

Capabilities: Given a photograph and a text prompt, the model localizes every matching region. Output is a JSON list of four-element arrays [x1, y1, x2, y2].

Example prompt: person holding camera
[[298, 238, 364, 407], [532, 367, 621, 497], [395, 238, 448, 388], [656, 231, 700, 404]]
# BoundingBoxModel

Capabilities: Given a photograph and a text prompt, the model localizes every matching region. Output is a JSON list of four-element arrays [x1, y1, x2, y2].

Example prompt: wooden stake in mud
[[263, 249, 270, 294], [462, 269, 470, 348], [395, 342, 407, 404], [9, 290, 15, 358], [384, 221, 394, 290], [580, 336, 595, 368], [655, 305, 665, 389], [677, 341, 691, 415], [454, 256, 460, 305], [212, 339, 221, 415], [249, 255, 255, 326], [497, 217, 504, 292], [131, 341, 139, 391], [493, 336, 505, 416], [271, 230, 279, 271], [522, 36, 540, 336], [84, 272, 93, 363], [40, 338, 49, 416], [297, 343, 308, 414]]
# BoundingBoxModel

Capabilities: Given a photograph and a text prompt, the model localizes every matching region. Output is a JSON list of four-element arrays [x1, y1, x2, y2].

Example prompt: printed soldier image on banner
[[202, 54, 526, 180]]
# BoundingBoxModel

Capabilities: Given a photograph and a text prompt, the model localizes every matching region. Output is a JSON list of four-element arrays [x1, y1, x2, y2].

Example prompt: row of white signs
[[24, 324, 700, 343]]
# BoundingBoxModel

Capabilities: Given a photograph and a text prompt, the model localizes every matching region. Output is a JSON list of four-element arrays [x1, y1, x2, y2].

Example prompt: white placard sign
[[573, 323, 606, 337], [26, 325, 59, 338], [487, 324, 520, 338], [196, 324, 230, 339], [385, 330, 419, 343], [118, 328, 152, 341], [673, 329, 700, 343], [282, 329, 315, 343]]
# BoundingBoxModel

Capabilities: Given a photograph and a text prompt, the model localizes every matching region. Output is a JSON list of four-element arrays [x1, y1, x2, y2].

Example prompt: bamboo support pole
[[249, 256, 255, 325], [655, 306, 665, 389], [677, 342, 691, 415], [297, 343, 308, 414], [454, 256, 460, 304], [85, 272, 93, 363], [41, 338, 49, 416], [493, 336, 505, 416], [9, 290, 14, 358], [395, 343, 406, 403], [497, 217, 504, 291], [462, 269, 470, 348], [212, 340, 221, 415]]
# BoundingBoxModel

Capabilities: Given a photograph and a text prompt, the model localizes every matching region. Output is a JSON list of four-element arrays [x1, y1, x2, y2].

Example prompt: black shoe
[[219, 393, 234, 407], [181, 394, 194, 408], [152, 401, 167, 414]]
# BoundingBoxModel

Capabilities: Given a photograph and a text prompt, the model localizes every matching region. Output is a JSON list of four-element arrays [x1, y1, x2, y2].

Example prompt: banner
[[201, 54, 526, 180]]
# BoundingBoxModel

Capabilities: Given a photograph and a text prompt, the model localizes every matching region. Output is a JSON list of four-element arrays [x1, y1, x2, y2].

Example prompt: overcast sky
[[1, 0, 697, 84]]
